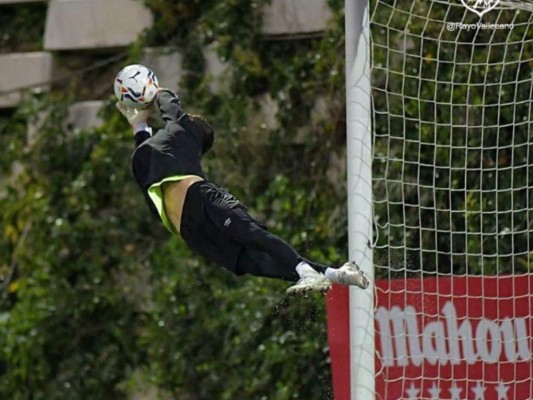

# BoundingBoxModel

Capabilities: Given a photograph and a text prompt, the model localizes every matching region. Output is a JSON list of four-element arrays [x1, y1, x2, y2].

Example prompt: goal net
[[369, 0, 533, 399]]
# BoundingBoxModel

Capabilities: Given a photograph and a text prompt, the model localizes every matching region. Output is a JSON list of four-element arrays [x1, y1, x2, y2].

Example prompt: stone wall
[[0, 0, 331, 130]]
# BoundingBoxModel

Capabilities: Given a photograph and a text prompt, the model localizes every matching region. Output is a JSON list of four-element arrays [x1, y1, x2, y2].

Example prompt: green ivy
[[0, 3, 47, 53], [0, 1, 350, 398]]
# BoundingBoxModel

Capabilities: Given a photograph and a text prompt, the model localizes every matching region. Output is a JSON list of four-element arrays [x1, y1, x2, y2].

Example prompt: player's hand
[[116, 101, 151, 126], [154, 88, 180, 105], [146, 101, 165, 129]]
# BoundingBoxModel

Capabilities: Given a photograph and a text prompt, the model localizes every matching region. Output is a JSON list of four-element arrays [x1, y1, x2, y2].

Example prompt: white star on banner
[[472, 381, 486, 400], [405, 383, 420, 399], [496, 382, 509, 400], [449, 383, 463, 400], [428, 383, 441, 400]]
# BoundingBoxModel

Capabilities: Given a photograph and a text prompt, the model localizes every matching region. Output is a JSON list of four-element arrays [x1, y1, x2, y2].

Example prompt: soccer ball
[[114, 64, 159, 108]]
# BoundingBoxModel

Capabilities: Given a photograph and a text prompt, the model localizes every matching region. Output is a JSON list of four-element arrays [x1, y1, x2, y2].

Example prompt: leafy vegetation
[[2, 0, 530, 398], [0, 1, 346, 399], [370, 1, 533, 276], [0, 3, 47, 54]]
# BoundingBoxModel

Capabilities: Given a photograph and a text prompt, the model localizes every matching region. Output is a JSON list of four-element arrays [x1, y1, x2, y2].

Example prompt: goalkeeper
[[115, 65, 369, 294]]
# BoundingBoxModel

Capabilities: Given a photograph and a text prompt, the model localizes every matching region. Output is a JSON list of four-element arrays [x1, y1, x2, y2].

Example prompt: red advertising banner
[[327, 275, 533, 400]]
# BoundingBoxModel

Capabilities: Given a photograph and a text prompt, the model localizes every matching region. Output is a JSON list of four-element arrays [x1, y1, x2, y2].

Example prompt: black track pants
[[180, 181, 328, 282]]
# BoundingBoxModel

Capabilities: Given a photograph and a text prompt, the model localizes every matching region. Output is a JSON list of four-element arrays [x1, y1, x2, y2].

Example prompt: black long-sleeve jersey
[[131, 90, 214, 219]]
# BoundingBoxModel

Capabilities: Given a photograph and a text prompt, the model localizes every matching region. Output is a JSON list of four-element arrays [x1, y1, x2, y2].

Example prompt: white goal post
[[345, 0, 375, 398], [341, 0, 533, 399]]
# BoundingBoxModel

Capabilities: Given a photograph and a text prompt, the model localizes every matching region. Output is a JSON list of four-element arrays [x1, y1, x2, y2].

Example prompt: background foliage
[[0, 1, 346, 399], [370, 0, 532, 277], [2, 0, 531, 398]]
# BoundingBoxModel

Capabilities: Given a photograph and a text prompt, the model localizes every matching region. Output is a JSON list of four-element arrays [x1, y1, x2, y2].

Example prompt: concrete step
[[141, 48, 184, 94], [0, 52, 54, 108], [139, 45, 229, 94], [0, 0, 46, 3], [27, 100, 105, 144], [44, 0, 152, 50], [262, 0, 332, 36], [65, 100, 105, 132]]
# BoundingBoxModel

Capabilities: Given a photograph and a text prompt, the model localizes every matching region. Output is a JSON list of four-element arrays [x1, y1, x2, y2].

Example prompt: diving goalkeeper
[[114, 64, 369, 295]]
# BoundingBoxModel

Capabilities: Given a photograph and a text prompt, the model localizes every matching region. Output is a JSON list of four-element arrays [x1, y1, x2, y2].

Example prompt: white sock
[[324, 267, 340, 282], [295, 261, 317, 277]]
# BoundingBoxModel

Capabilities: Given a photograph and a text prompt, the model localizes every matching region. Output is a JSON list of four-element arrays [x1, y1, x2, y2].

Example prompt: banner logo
[[460, 0, 501, 17], [376, 302, 531, 368], [327, 275, 533, 399]]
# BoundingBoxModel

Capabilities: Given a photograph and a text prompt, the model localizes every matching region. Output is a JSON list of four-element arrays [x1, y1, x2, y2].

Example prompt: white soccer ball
[[114, 64, 159, 108]]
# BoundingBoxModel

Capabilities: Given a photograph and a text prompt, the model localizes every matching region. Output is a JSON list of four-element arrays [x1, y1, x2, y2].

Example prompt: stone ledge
[[27, 100, 105, 145], [262, 0, 332, 36], [0, 0, 46, 3], [0, 52, 54, 108], [140, 46, 229, 94], [44, 0, 152, 50], [204, 44, 230, 93], [64, 100, 105, 131], [141, 48, 184, 93]]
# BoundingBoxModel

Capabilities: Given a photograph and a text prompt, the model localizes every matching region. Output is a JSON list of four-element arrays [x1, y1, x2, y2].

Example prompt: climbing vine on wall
[[0, 1, 347, 399]]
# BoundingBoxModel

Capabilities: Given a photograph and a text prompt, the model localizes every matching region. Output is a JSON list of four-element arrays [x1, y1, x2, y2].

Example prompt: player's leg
[[228, 212, 333, 292], [203, 191, 368, 293], [228, 217, 368, 293], [180, 187, 328, 291], [196, 188, 329, 292], [235, 248, 298, 281], [232, 210, 370, 292], [234, 243, 332, 294], [200, 184, 368, 292], [227, 209, 328, 275]]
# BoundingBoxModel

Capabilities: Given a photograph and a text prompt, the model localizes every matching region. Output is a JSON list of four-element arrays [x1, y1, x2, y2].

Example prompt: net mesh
[[369, 0, 533, 398]]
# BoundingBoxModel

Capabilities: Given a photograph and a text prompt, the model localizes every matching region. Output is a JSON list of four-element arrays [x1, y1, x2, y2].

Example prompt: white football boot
[[331, 261, 369, 289]]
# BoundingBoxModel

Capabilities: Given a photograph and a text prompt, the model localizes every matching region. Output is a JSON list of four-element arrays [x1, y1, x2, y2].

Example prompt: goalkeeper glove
[[116, 102, 151, 127], [146, 101, 165, 129]]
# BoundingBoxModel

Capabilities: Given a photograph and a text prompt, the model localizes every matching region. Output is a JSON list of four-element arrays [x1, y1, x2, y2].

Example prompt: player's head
[[114, 64, 159, 109]]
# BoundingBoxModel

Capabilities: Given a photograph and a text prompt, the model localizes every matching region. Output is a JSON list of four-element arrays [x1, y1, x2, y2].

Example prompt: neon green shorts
[[147, 175, 197, 235]]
